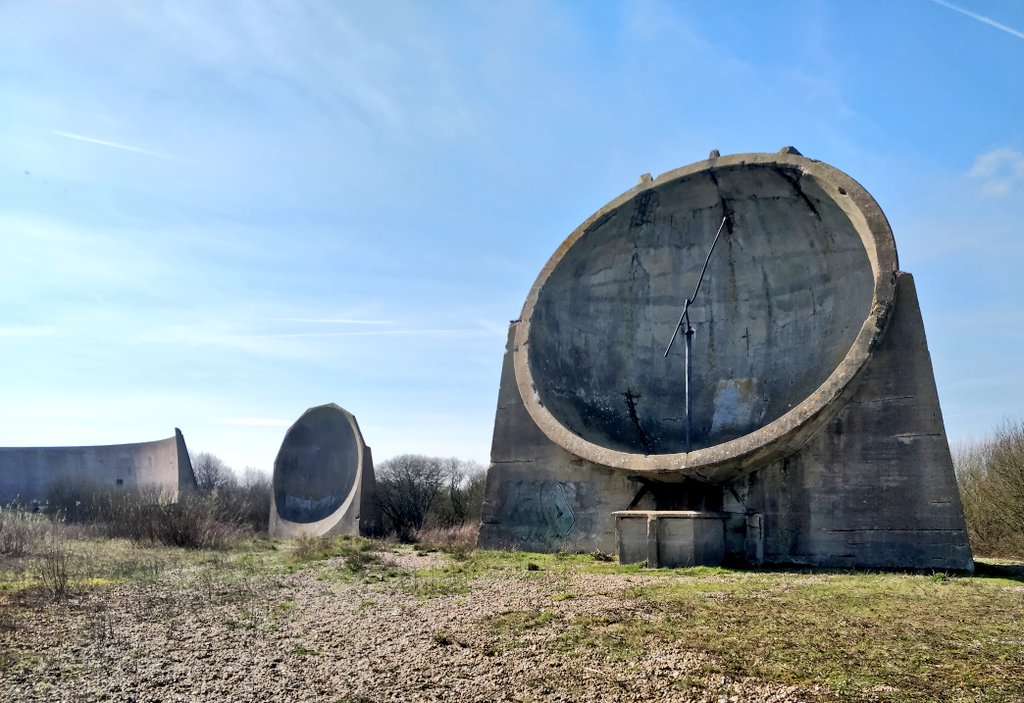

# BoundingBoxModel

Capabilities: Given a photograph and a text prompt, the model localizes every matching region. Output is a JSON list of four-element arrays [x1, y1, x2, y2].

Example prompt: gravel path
[[0, 548, 829, 702]]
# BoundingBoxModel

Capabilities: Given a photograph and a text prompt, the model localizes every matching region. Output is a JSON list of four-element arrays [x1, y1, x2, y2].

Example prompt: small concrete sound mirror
[[270, 404, 381, 538]]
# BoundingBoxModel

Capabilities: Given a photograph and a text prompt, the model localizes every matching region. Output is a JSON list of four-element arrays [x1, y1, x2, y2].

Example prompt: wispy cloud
[[929, 0, 1024, 41], [234, 329, 491, 339], [213, 417, 292, 427], [969, 148, 1024, 196], [0, 325, 59, 338], [51, 130, 178, 160], [274, 318, 394, 325]]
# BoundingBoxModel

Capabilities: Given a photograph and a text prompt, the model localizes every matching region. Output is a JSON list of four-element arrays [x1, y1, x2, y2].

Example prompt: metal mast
[[664, 216, 729, 452]]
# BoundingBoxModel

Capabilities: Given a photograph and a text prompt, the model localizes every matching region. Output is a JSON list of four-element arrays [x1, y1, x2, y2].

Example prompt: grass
[[487, 608, 558, 634], [291, 534, 381, 563], [1, 534, 1021, 703], [603, 568, 1024, 701], [401, 550, 1024, 701]]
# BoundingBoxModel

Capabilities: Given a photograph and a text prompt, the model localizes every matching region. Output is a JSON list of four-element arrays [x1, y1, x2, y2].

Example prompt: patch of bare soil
[[0, 550, 828, 703]]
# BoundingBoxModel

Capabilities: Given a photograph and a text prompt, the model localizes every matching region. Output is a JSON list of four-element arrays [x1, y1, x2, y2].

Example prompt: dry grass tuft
[[0, 503, 50, 557], [415, 524, 478, 558]]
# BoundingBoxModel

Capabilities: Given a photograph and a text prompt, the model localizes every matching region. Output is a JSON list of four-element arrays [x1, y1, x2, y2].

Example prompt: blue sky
[[1, 0, 1022, 472]]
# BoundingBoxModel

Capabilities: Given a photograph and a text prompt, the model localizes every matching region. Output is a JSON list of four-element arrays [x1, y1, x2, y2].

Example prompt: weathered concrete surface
[[614, 511, 727, 567], [478, 323, 652, 553], [0, 429, 196, 504], [480, 149, 972, 571], [359, 445, 383, 537], [270, 404, 380, 539], [514, 151, 899, 479], [723, 273, 973, 570]]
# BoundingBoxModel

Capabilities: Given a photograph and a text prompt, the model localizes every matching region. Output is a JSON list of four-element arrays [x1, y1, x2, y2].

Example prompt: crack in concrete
[[774, 166, 822, 222], [706, 169, 735, 234], [623, 389, 653, 455]]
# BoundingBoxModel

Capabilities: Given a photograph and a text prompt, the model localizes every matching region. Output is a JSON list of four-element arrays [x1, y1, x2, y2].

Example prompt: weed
[[625, 570, 1024, 700], [488, 609, 558, 634], [553, 613, 653, 660], [292, 535, 379, 564], [86, 608, 117, 642], [36, 535, 71, 600], [344, 550, 381, 573], [278, 598, 298, 612]]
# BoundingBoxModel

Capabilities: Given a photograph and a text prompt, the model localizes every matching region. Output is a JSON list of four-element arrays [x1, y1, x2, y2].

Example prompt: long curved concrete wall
[[0, 429, 196, 504]]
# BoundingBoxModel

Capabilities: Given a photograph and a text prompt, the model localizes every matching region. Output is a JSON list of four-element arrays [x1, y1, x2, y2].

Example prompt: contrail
[[52, 130, 177, 159], [929, 0, 1024, 41]]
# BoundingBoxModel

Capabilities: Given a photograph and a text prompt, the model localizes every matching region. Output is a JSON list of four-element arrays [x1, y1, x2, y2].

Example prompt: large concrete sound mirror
[[270, 403, 381, 538], [479, 148, 973, 571]]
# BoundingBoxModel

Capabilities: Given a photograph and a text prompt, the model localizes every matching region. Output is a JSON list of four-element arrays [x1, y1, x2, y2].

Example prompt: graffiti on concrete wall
[[505, 480, 576, 544]]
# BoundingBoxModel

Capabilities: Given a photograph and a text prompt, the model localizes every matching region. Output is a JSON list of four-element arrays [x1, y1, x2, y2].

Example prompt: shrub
[[429, 461, 487, 528], [376, 455, 448, 541], [0, 502, 50, 556], [36, 533, 71, 600], [190, 451, 235, 491], [111, 492, 241, 549], [45, 481, 242, 549], [43, 453, 272, 545], [954, 419, 1024, 558], [209, 468, 271, 534]]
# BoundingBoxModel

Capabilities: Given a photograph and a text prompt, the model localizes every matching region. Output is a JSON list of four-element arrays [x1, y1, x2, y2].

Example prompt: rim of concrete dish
[[270, 402, 365, 534], [513, 149, 899, 480]]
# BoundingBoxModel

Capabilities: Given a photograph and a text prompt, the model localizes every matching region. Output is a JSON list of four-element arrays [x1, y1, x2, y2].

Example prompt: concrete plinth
[[614, 511, 727, 567]]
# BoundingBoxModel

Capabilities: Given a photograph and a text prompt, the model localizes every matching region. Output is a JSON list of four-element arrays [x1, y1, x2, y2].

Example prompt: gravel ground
[[0, 548, 830, 703]]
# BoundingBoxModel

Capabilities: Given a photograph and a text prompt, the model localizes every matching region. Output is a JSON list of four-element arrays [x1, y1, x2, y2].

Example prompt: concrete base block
[[614, 511, 727, 568]]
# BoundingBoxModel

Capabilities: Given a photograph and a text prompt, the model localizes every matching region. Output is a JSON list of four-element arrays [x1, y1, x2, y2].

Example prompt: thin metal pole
[[689, 216, 729, 306], [664, 299, 689, 358], [685, 322, 693, 453], [664, 216, 727, 358], [664, 215, 730, 454]]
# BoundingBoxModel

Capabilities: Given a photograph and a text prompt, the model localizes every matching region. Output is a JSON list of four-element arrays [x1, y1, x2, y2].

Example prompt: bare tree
[[438, 459, 487, 527], [189, 452, 236, 492], [375, 455, 447, 540], [953, 419, 1024, 558]]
